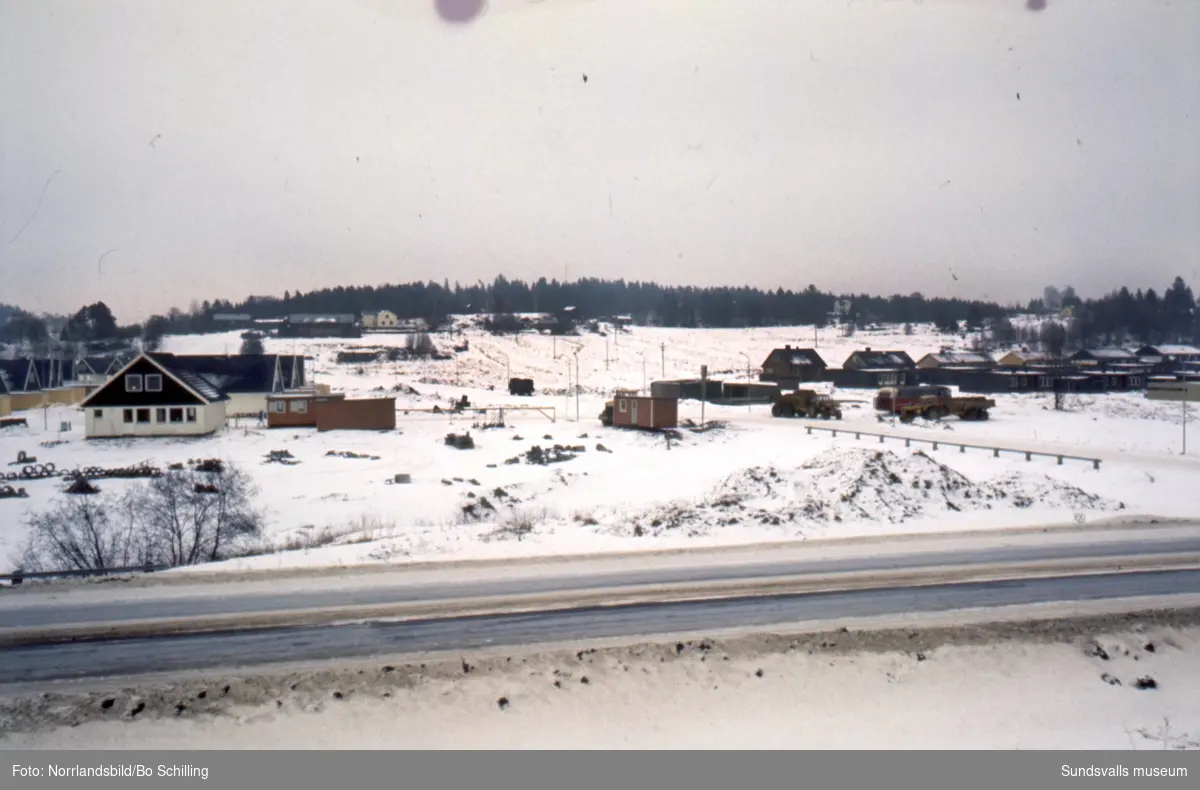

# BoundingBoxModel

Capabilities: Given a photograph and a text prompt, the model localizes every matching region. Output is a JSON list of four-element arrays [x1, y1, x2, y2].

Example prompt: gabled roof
[[764, 347, 827, 368], [80, 353, 229, 407], [1072, 348, 1137, 361], [145, 353, 302, 395], [918, 351, 993, 366], [845, 349, 915, 368], [1137, 344, 1200, 357], [998, 350, 1051, 363]]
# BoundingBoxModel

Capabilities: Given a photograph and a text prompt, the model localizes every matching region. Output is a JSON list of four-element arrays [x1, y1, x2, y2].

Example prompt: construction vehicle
[[770, 388, 843, 420], [599, 400, 614, 426], [874, 385, 994, 422]]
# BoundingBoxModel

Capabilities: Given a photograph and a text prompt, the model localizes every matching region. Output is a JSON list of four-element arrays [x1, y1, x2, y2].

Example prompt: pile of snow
[[1058, 394, 1199, 424], [613, 448, 1121, 538]]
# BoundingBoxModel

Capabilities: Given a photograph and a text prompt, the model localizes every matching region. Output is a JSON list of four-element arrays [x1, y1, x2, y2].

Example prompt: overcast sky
[[1, 0, 1197, 321]]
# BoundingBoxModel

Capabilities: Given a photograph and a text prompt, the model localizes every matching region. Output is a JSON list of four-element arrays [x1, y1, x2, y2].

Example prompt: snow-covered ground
[[6, 622, 1199, 749], [1, 320, 1197, 572]]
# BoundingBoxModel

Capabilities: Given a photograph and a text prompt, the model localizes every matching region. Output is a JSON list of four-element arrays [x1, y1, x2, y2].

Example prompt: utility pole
[[700, 364, 708, 429], [605, 337, 609, 371], [660, 343, 666, 377], [565, 359, 572, 420], [573, 351, 580, 422]]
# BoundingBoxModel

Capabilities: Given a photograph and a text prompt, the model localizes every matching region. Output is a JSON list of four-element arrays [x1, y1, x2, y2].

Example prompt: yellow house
[[361, 310, 398, 329]]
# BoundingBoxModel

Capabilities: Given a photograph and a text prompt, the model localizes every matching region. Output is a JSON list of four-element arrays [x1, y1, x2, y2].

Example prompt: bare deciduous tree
[[19, 492, 149, 572], [132, 465, 263, 566], [19, 463, 264, 572]]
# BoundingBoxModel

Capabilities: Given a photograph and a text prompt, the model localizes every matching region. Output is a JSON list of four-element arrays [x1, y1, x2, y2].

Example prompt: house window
[[618, 399, 627, 412], [93, 409, 103, 420], [145, 374, 163, 392], [123, 409, 134, 423], [185, 407, 197, 423], [125, 374, 143, 392], [269, 400, 287, 414], [290, 400, 308, 413], [169, 408, 184, 423], [136, 408, 151, 424], [155, 408, 167, 423]]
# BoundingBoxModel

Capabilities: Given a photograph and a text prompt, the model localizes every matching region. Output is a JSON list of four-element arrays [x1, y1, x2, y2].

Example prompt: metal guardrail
[[0, 564, 169, 585], [801, 424, 1102, 470]]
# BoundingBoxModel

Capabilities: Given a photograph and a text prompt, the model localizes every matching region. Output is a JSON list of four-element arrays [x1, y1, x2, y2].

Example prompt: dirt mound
[[617, 448, 1121, 538]]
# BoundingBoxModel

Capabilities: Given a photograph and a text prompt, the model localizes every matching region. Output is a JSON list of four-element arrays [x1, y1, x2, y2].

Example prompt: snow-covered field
[[7, 621, 1199, 749], [1, 320, 1197, 572]]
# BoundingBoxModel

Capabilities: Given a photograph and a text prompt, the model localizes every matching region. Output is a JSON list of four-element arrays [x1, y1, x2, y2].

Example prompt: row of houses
[[743, 343, 1200, 396]]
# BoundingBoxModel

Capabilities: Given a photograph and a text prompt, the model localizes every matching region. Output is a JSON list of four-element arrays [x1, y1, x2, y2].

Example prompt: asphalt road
[[5, 569, 1199, 684], [4, 528, 1200, 630]]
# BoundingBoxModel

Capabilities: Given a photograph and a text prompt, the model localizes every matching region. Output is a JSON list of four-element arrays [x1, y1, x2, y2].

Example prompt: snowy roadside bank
[[4, 607, 1200, 749]]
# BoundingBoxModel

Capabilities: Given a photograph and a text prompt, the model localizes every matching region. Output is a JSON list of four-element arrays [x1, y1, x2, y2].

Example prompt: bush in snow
[[19, 463, 264, 572], [19, 492, 150, 572]]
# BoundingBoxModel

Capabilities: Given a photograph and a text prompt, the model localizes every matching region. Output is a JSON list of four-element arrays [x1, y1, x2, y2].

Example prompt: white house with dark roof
[[79, 354, 229, 438]]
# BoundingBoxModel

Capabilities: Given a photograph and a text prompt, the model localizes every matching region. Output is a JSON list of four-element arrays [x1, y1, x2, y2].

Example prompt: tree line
[[143, 277, 1012, 335], [2, 275, 1196, 353]]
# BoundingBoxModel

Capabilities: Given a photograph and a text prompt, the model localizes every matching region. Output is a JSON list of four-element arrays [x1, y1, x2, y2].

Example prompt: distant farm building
[[758, 346, 827, 386]]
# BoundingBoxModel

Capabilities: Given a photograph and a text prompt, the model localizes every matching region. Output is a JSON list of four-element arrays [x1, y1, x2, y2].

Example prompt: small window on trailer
[[269, 400, 287, 413], [290, 399, 308, 413], [125, 374, 143, 392], [618, 399, 627, 412]]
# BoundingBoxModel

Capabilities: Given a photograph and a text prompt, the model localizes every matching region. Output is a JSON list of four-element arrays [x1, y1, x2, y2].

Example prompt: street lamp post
[[565, 358, 572, 420]]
